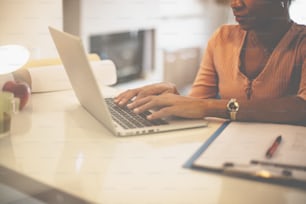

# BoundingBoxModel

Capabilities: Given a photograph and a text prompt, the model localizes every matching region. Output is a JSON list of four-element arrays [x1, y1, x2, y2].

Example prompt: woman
[[115, 0, 306, 125]]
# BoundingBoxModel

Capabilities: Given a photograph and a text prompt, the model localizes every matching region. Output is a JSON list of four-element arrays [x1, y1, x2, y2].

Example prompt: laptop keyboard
[[105, 98, 168, 129]]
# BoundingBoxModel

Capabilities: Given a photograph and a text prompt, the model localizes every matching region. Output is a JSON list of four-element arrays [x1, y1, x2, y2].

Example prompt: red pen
[[266, 135, 282, 159]]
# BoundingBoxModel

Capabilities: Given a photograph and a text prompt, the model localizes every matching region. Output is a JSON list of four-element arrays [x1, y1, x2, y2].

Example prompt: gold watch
[[227, 98, 239, 121]]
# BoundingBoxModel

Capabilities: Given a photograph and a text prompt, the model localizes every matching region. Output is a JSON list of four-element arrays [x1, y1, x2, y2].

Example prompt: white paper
[[29, 60, 117, 93], [194, 122, 306, 169]]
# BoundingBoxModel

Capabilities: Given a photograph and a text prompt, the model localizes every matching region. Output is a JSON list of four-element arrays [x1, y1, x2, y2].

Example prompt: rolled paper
[[29, 60, 117, 93]]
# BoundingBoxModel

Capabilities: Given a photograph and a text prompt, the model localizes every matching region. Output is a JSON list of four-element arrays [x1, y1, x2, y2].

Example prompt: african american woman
[[115, 0, 306, 125]]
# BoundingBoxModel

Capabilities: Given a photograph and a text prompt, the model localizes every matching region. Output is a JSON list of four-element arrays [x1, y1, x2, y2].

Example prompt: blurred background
[[1, 0, 305, 92]]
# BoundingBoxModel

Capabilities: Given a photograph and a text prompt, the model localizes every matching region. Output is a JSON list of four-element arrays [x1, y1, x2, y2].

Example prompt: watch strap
[[229, 111, 237, 121]]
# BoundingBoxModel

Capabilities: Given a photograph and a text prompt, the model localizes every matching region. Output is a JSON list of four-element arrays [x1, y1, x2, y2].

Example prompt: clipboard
[[184, 122, 306, 189]]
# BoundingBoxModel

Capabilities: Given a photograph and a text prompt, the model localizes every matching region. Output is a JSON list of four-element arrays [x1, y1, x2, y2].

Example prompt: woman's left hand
[[127, 93, 207, 120]]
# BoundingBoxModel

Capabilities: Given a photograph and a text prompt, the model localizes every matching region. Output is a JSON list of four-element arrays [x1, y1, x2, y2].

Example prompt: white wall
[[226, 0, 306, 25], [156, 1, 229, 81], [76, 0, 228, 50], [72, 0, 229, 83], [290, 0, 306, 25], [78, 0, 159, 50], [0, 0, 62, 59], [158, 1, 229, 50], [0, 0, 304, 59]]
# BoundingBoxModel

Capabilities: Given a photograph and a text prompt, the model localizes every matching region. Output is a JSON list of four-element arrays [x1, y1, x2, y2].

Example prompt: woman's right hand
[[114, 82, 179, 106]]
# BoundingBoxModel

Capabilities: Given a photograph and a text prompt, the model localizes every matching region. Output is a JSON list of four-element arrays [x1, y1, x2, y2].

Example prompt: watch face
[[228, 100, 239, 111], [229, 103, 237, 110]]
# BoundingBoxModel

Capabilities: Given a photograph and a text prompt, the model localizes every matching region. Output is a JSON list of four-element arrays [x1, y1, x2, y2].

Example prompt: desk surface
[[0, 88, 305, 204]]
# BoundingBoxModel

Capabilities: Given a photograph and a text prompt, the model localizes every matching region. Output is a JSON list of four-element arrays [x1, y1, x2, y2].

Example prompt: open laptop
[[49, 27, 207, 136]]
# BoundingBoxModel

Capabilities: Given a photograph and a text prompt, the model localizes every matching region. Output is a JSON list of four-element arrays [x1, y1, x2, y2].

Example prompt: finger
[[127, 96, 152, 109], [133, 97, 167, 114], [115, 89, 139, 100], [136, 83, 172, 98], [147, 107, 174, 120], [132, 94, 176, 111], [133, 101, 157, 114], [115, 89, 139, 106], [136, 88, 158, 98], [114, 90, 132, 102]]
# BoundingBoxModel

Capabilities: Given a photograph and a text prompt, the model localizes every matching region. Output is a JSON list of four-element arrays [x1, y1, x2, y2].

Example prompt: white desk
[[0, 88, 305, 204]]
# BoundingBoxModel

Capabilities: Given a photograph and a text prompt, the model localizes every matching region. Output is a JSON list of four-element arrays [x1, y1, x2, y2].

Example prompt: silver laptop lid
[[49, 26, 116, 134]]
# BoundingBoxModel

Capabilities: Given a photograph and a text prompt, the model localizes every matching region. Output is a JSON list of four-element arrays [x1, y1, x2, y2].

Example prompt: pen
[[266, 135, 282, 159]]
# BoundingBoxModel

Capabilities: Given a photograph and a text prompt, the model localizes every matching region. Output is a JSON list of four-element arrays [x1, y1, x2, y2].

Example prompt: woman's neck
[[251, 15, 292, 49]]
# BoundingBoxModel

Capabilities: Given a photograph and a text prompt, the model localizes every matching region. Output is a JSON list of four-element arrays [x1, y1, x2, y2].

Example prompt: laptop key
[[105, 98, 168, 129]]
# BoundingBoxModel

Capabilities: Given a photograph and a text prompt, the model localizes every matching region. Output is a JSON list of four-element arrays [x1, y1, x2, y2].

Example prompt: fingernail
[[147, 115, 152, 120], [127, 104, 132, 109], [134, 108, 139, 113]]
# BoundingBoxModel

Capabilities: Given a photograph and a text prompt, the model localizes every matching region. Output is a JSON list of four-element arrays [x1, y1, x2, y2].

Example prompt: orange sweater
[[189, 23, 306, 101]]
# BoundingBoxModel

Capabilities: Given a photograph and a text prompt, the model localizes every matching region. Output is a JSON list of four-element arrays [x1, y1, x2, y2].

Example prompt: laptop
[[49, 27, 208, 136]]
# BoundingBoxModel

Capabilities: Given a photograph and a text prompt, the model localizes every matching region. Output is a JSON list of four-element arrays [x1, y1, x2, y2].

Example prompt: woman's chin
[[238, 23, 253, 31]]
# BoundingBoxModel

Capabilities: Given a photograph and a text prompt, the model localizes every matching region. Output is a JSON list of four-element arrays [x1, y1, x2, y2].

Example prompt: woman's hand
[[127, 93, 208, 120], [115, 82, 179, 106]]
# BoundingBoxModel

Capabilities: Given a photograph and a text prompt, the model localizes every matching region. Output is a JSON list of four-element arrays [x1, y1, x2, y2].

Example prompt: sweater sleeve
[[188, 28, 220, 99], [297, 38, 306, 101]]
